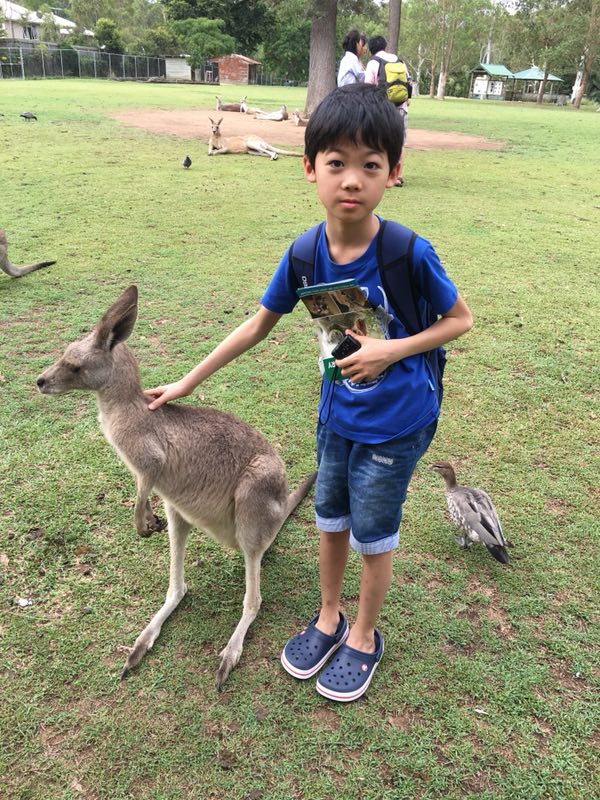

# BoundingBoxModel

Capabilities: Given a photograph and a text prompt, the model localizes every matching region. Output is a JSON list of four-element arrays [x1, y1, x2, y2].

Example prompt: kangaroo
[[292, 109, 309, 127], [208, 117, 302, 161], [36, 286, 316, 689], [0, 229, 55, 277], [255, 105, 289, 121], [207, 117, 302, 159], [215, 95, 247, 112]]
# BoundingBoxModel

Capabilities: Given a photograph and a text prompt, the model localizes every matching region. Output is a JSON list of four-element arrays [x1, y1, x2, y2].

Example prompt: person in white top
[[337, 29, 366, 87], [365, 35, 410, 187]]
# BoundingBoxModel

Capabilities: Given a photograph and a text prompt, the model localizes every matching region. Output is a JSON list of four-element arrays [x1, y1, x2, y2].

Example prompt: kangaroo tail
[[285, 471, 317, 518], [2, 259, 56, 277], [274, 148, 303, 157]]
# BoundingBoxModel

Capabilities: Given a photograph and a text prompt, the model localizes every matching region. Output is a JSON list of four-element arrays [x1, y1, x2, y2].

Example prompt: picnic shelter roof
[[512, 67, 563, 82], [472, 63, 515, 78]]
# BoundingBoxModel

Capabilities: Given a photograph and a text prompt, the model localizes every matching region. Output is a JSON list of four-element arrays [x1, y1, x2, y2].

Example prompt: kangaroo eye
[[70, 365, 81, 373]]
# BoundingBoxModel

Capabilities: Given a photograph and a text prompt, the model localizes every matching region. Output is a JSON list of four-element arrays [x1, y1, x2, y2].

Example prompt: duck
[[430, 461, 511, 564], [182, 155, 192, 169]]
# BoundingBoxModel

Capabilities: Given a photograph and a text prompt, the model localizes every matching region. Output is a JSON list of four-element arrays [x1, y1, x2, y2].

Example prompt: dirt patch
[[112, 108, 506, 152]]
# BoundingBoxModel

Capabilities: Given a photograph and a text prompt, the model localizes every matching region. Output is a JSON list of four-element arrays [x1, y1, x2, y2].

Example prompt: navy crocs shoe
[[281, 613, 349, 680], [316, 629, 384, 702]]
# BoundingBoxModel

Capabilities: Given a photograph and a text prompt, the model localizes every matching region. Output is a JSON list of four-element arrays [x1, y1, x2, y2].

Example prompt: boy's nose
[[341, 171, 361, 189]]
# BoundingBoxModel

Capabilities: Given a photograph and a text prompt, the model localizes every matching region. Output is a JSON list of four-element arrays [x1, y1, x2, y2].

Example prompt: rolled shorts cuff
[[349, 530, 399, 555], [316, 513, 352, 533]]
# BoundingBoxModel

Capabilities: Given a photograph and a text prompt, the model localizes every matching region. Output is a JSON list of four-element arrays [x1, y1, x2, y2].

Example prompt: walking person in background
[[365, 35, 412, 187], [337, 29, 367, 87]]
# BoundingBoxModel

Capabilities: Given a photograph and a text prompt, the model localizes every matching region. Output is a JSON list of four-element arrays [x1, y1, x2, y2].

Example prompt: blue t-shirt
[[261, 222, 458, 443]]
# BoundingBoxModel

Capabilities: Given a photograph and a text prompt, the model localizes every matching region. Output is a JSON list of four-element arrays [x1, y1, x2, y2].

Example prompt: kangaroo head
[[209, 117, 223, 134], [37, 286, 138, 395]]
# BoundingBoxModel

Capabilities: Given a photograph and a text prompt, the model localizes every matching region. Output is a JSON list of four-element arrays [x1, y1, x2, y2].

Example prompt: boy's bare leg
[[315, 529, 350, 635], [346, 550, 393, 652]]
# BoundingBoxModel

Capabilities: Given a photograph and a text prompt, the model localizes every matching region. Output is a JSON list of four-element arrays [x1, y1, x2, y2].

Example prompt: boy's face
[[304, 141, 400, 226]]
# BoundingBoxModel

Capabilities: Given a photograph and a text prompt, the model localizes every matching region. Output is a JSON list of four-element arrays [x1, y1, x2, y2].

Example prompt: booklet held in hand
[[297, 280, 383, 380]]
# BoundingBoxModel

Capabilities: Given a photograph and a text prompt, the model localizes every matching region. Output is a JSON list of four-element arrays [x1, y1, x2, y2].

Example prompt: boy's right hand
[[144, 379, 191, 410]]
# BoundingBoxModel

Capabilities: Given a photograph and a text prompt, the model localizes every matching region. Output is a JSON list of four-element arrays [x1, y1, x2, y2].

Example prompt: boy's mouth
[[340, 198, 360, 208]]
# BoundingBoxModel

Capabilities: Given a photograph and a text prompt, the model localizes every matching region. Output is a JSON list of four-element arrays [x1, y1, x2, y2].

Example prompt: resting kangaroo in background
[[215, 95, 247, 112], [292, 109, 309, 127], [0, 229, 56, 277], [37, 286, 316, 689], [254, 105, 289, 121], [207, 117, 302, 159]]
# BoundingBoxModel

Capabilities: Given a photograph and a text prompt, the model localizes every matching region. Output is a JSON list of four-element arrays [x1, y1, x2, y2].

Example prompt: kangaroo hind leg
[[215, 459, 287, 689]]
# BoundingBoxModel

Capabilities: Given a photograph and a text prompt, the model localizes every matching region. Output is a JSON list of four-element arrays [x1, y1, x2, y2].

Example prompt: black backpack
[[287, 220, 447, 406]]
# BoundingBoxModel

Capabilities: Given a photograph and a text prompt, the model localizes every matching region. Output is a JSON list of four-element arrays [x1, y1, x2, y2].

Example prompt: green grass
[[1, 80, 598, 800]]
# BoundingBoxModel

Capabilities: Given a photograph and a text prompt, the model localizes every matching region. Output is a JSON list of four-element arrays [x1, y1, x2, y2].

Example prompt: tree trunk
[[436, 19, 456, 100], [305, 0, 337, 115], [573, 0, 600, 110], [388, 0, 402, 53], [571, 67, 583, 103], [537, 62, 548, 104], [436, 68, 448, 99], [414, 42, 425, 96]]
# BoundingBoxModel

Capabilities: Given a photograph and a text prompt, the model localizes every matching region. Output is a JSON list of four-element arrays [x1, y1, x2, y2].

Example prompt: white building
[[0, 0, 93, 41]]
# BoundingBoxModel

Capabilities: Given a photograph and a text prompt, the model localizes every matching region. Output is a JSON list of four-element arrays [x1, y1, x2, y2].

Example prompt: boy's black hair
[[341, 29, 366, 56], [304, 84, 403, 171], [368, 35, 387, 56]]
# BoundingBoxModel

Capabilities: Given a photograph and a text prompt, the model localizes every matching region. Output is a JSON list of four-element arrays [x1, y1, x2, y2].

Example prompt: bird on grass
[[20, 112, 37, 121], [430, 461, 512, 564], [182, 155, 192, 168]]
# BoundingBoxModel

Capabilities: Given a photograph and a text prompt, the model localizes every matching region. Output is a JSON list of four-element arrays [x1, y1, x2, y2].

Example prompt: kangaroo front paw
[[137, 515, 166, 538]]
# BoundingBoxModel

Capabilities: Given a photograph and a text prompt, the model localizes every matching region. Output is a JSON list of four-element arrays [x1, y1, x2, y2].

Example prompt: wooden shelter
[[210, 53, 260, 85], [510, 67, 564, 102], [469, 64, 514, 100]]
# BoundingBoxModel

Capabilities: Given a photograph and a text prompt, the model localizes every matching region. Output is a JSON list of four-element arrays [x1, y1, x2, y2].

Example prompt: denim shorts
[[314, 420, 437, 555]]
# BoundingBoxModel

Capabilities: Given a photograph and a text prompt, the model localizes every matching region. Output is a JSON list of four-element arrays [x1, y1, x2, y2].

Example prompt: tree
[[95, 18, 125, 53], [305, 0, 338, 113], [388, 0, 402, 53], [163, 0, 272, 54], [514, 0, 575, 103], [69, 1, 123, 30], [571, 0, 600, 107], [39, 4, 61, 43], [257, 0, 311, 81], [170, 17, 235, 70], [137, 25, 182, 57]]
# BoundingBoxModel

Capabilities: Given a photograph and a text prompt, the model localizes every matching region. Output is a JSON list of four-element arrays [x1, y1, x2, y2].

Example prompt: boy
[[145, 84, 473, 702], [365, 35, 411, 187]]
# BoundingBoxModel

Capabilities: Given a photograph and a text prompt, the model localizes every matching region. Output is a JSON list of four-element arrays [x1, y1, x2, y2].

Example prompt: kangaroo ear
[[95, 285, 138, 350]]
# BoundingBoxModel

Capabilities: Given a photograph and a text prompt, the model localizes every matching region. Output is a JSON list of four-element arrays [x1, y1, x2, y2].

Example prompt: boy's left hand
[[335, 330, 403, 383]]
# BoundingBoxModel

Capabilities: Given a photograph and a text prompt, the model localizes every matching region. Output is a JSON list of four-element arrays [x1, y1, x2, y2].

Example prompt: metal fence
[[0, 45, 165, 81]]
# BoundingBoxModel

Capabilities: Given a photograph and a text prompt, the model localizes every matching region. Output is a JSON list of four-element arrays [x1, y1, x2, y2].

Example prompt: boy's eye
[[365, 161, 382, 170], [327, 159, 343, 168]]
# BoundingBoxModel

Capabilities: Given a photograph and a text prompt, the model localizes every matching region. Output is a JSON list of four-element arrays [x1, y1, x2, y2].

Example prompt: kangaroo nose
[[36, 376, 45, 388]]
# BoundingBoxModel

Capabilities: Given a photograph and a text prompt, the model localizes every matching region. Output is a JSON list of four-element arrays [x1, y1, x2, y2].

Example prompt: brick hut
[[211, 53, 260, 84]]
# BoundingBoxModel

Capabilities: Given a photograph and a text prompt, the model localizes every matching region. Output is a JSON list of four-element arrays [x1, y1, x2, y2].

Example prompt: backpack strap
[[288, 222, 324, 289], [377, 219, 446, 406], [376, 220, 420, 335], [373, 54, 397, 87]]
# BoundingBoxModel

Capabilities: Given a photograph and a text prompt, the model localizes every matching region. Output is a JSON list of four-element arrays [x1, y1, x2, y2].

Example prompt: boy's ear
[[303, 155, 317, 183], [386, 160, 402, 188]]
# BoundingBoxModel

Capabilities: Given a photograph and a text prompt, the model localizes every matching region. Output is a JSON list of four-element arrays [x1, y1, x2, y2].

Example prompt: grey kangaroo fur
[[37, 286, 316, 689], [0, 229, 56, 277]]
